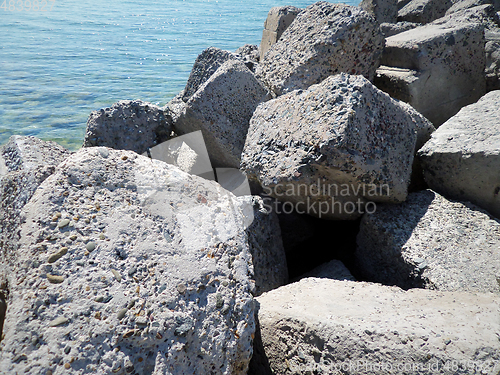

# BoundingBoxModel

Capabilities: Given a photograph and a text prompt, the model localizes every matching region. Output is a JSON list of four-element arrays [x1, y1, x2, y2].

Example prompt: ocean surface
[[0, 0, 360, 150]]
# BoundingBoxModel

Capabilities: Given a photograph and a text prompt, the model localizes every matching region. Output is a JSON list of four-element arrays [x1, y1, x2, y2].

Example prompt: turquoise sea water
[[0, 0, 360, 150]]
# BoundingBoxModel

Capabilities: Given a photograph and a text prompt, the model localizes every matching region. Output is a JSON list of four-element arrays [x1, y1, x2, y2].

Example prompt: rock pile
[[1, 1, 500, 374]]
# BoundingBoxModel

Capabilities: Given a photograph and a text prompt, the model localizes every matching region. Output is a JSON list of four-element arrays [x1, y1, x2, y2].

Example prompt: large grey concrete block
[[259, 6, 301, 61], [398, 0, 453, 23], [360, 0, 398, 23], [356, 190, 500, 292], [418, 91, 500, 218], [0, 148, 256, 374], [252, 278, 500, 374], [181, 47, 238, 102], [256, 2, 384, 96], [83, 100, 173, 155], [174, 59, 268, 169], [380, 18, 486, 126], [241, 74, 419, 220]]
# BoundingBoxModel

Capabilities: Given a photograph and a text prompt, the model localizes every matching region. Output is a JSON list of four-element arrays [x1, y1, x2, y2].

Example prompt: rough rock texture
[[259, 6, 301, 61], [418, 91, 500, 218], [380, 18, 486, 125], [241, 74, 418, 220], [240, 196, 288, 296], [380, 21, 421, 36], [256, 2, 385, 96], [174, 59, 268, 169], [251, 278, 500, 375], [235, 44, 259, 72], [295, 259, 355, 281], [398, 0, 453, 23], [444, 3, 500, 29], [486, 30, 500, 91], [360, 0, 398, 24], [446, 0, 500, 15], [0, 148, 255, 374], [356, 190, 500, 293], [0, 136, 71, 261], [83, 100, 173, 155], [181, 47, 238, 102]]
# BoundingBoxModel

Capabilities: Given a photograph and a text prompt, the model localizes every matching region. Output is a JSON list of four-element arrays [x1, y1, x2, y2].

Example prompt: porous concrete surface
[[360, 0, 398, 24], [256, 2, 384, 96], [356, 190, 500, 293], [235, 44, 259, 72], [442, 3, 500, 29], [0, 147, 255, 374], [259, 6, 301, 61], [240, 196, 288, 296], [1, 135, 70, 174], [446, 0, 500, 15], [181, 47, 238, 102], [486, 30, 500, 90], [380, 21, 421, 37], [174, 59, 268, 169], [398, 0, 453, 23], [0, 136, 71, 262], [252, 278, 500, 375], [83, 100, 173, 155], [382, 17, 486, 125], [241, 74, 418, 220], [418, 91, 500, 218]]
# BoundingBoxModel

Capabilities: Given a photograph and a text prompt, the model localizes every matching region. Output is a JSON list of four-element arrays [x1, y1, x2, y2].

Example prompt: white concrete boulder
[[379, 15, 486, 125], [174, 59, 268, 169], [241, 74, 419, 220], [0, 136, 71, 260], [398, 0, 453, 24], [83, 100, 173, 155], [356, 190, 500, 293], [360, 0, 398, 24], [250, 278, 500, 375], [418, 91, 500, 218], [259, 6, 301, 61], [256, 2, 385, 96], [0, 148, 255, 374]]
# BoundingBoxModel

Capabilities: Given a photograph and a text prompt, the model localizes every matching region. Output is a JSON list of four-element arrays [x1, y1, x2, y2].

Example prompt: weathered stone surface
[[240, 196, 288, 296], [360, 0, 398, 23], [356, 190, 500, 292], [447, 0, 500, 15], [486, 29, 500, 91], [174, 59, 268, 169], [380, 21, 421, 36], [259, 6, 301, 61], [252, 278, 500, 375], [0, 136, 71, 261], [241, 74, 418, 220], [235, 44, 259, 72], [398, 0, 453, 23], [381, 19, 486, 125], [181, 47, 238, 102], [0, 148, 255, 374], [296, 259, 355, 281], [83, 100, 173, 155], [444, 3, 500, 29], [256, 2, 384, 96], [418, 91, 500, 218]]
